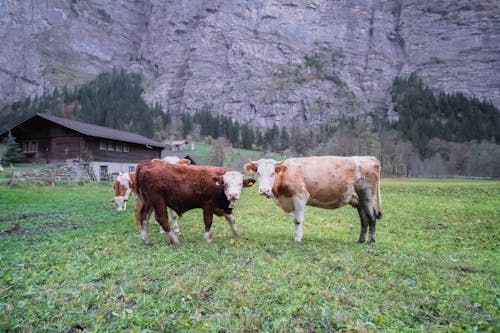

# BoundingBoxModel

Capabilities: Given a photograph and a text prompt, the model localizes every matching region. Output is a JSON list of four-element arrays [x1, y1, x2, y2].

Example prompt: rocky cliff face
[[1, 0, 499, 128]]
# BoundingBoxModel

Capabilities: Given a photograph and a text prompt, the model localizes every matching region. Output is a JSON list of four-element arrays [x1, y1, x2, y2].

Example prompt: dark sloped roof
[[31, 113, 164, 148]]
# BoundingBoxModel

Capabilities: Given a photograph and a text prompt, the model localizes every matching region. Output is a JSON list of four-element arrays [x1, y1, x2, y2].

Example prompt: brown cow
[[244, 156, 382, 243], [111, 157, 193, 233], [135, 160, 255, 245], [110, 156, 194, 211]]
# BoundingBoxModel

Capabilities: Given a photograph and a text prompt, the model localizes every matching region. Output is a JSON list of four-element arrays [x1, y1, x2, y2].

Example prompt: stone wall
[[5, 163, 91, 184]]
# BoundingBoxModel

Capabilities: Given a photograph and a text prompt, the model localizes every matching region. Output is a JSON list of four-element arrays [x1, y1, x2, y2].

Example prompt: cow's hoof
[[167, 232, 179, 245], [357, 239, 366, 244], [142, 241, 153, 246], [204, 232, 213, 243], [368, 239, 376, 244]]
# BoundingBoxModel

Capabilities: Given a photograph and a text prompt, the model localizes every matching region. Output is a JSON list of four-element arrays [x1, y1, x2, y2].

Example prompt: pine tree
[[2, 131, 22, 163], [279, 128, 289, 151]]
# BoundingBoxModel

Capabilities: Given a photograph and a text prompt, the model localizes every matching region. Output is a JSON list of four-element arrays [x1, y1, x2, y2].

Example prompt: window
[[107, 143, 115, 151], [23, 140, 38, 153], [115, 143, 122, 152], [99, 165, 108, 180], [99, 141, 107, 150], [123, 144, 129, 152]]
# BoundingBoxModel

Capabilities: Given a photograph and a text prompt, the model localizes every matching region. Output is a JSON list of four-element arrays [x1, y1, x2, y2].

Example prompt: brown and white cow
[[135, 161, 255, 245], [244, 156, 382, 243], [111, 172, 135, 211]]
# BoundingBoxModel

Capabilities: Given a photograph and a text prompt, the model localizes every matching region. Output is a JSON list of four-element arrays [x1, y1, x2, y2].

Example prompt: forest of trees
[[0, 68, 169, 140], [390, 73, 500, 156], [1, 69, 499, 177]]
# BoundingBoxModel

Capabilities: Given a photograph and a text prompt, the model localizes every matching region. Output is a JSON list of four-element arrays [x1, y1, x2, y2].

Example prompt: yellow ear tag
[[277, 170, 283, 176], [215, 181, 220, 186]]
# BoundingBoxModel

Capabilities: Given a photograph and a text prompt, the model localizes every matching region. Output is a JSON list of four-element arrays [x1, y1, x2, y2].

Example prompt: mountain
[[1, 0, 499, 128]]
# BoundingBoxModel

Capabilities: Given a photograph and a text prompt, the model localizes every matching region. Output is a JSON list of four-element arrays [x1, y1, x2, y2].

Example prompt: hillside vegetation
[[390, 73, 500, 155], [1, 70, 499, 177]]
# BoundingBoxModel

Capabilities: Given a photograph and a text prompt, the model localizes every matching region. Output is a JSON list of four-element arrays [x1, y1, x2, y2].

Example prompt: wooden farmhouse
[[0, 113, 164, 180]]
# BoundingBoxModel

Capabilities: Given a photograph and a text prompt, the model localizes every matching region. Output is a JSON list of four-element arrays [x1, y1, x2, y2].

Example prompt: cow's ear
[[178, 158, 191, 165], [275, 164, 287, 176], [243, 178, 256, 187], [213, 176, 223, 186], [243, 163, 257, 174]]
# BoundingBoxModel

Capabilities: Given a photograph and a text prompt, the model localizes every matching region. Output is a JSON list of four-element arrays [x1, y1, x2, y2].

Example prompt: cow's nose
[[229, 194, 239, 200], [259, 189, 270, 196]]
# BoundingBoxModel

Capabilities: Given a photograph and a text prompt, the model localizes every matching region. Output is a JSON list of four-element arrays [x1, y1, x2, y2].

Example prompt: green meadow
[[0, 179, 498, 332]]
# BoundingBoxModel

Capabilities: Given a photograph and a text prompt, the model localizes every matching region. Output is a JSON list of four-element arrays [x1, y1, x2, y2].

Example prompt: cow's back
[[278, 156, 380, 208]]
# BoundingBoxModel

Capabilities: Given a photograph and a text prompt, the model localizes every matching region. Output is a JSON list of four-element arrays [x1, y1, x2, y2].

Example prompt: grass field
[[0, 179, 498, 332]]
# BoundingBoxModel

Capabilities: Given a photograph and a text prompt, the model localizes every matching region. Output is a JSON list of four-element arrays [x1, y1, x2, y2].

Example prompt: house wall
[[7, 117, 52, 163], [88, 161, 139, 181], [3, 117, 162, 165], [48, 125, 83, 162], [85, 137, 161, 163]]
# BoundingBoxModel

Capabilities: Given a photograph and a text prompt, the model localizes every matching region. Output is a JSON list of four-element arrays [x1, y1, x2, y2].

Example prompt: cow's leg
[[154, 204, 179, 245], [224, 213, 240, 237], [366, 206, 376, 243], [138, 201, 152, 245], [170, 209, 180, 234], [203, 210, 214, 243], [355, 179, 377, 243], [292, 196, 308, 242], [356, 206, 368, 243], [158, 219, 166, 234], [159, 209, 179, 234]]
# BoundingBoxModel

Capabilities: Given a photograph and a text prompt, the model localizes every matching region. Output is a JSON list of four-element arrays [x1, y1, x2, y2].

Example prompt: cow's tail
[[133, 161, 148, 228], [375, 176, 383, 219]]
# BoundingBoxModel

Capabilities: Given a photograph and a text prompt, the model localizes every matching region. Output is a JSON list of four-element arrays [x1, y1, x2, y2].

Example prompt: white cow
[[244, 156, 382, 243]]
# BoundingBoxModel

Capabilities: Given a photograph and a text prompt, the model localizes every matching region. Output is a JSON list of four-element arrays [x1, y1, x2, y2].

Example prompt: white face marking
[[113, 196, 127, 211], [222, 171, 244, 203], [162, 156, 181, 164], [117, 172, 131, 187], [254, 159, 278, 198]]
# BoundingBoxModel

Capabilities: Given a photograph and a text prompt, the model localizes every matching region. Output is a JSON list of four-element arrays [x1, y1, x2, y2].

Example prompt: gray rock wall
[[1, 0, 498, 128]]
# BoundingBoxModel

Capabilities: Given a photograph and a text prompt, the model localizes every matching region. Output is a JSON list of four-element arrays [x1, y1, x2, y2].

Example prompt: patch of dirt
[[0, 212, 79, 238]]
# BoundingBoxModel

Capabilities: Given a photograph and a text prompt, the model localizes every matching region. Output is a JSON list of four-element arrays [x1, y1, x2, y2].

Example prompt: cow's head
[[244, 159, 285, 198], [216, 171, 255, 207], [110, 196, 128, 211]]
